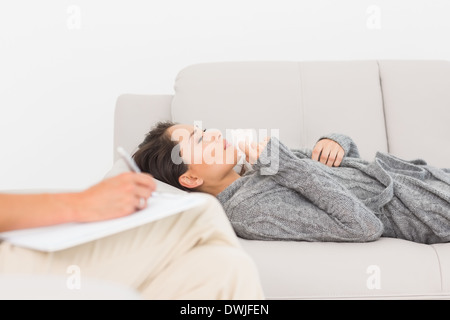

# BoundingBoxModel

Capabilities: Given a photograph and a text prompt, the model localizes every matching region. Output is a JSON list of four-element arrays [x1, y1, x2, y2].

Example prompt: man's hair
[[133, 121, 190, 191]]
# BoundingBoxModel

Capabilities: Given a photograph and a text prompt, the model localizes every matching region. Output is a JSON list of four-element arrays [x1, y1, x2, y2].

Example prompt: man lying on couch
[[133, 121, 450, 245]]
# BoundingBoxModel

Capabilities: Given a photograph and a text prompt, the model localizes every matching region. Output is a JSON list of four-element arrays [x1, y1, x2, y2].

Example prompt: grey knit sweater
[[217, 134, 450, 244]]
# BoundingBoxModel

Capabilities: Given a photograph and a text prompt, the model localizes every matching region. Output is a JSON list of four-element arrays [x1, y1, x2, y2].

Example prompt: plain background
[[1, 0, 450, 191]]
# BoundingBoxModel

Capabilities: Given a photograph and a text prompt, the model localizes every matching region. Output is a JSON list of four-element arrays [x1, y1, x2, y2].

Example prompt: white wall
[[1, 0, 450, 191]]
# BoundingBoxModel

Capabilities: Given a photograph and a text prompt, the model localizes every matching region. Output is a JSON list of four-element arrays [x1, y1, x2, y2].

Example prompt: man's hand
[[311, 139, 345, 167], [238, 137, 270, 165], [73, 172, 157, 223]]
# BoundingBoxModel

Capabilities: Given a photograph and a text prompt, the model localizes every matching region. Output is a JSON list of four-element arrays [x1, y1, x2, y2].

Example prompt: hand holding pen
[[117, 146, 158, 209]]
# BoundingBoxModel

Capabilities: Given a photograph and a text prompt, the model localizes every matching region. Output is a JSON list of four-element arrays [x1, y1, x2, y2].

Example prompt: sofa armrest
[[114, 94, 173, 162]]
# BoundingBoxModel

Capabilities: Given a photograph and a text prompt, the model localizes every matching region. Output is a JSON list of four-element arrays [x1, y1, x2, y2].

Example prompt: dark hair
[[133, 121, 190, 191]]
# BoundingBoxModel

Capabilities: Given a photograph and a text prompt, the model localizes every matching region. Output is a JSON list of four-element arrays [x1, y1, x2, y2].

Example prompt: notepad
[[0, 192, 206, 252]]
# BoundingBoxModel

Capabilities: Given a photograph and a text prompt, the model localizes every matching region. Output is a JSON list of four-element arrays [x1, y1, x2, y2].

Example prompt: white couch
[[112, 60, 450, 299]]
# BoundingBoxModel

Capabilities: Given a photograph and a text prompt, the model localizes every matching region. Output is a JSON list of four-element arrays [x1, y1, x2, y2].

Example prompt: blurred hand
[[238, 137, 270, 165], [74, 172, 157, 223], [311, 139, 345, 167]]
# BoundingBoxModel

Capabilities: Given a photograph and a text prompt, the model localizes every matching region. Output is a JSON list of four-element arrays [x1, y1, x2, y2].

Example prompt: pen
[[117, 146, 161, 197], [117, 146, 142, 173]]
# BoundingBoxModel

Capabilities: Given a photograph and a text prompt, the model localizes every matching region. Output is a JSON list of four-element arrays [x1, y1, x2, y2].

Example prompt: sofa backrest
[[171, 60, 450, 167], [377, 61, 450, 168], [172, 61, 388, 161]]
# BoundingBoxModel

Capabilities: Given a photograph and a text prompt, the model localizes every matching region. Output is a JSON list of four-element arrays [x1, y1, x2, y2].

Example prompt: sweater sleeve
[[318, 133, 361, 158], [251, 138, 383, 242]]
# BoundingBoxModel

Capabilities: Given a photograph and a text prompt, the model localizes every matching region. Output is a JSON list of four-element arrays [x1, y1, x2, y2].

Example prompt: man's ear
[[179, 173, 204, 189]]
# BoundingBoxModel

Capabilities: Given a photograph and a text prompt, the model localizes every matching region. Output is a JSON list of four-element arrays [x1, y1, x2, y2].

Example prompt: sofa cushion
[[172, 61, 388, 161], [239, 237, 450, 299]]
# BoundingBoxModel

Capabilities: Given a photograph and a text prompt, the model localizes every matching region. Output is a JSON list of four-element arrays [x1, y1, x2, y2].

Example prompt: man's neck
[[203, 171, 241, 197]]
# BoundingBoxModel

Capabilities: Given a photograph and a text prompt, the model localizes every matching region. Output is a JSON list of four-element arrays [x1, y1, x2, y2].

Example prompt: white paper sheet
[[0, 192, 206, 252]]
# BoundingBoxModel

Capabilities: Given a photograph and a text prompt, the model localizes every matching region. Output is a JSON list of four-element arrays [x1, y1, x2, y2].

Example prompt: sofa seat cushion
[[239, 237, 450, 299]]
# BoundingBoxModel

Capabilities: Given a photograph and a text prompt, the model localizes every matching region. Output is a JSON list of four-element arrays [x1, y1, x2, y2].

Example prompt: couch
[[111, 60, 450, 299]]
